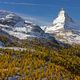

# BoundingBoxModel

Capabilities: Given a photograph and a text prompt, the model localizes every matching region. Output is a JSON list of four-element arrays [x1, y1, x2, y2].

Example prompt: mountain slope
[[45, 8, 80, 44], [0, 10, 57, 40], [0, 41, 80, 80]]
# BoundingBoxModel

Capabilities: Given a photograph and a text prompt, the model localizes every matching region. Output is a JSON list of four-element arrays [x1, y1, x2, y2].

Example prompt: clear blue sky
[[0, 0, 80, 25]]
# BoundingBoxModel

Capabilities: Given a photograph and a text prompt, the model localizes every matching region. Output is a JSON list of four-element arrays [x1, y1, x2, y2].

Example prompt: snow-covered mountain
[[0, 10, 57, 42], [45, 8, 80, 44]]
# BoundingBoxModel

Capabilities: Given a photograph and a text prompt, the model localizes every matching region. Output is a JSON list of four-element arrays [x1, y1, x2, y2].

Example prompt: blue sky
[[0, 0, 80, 25]]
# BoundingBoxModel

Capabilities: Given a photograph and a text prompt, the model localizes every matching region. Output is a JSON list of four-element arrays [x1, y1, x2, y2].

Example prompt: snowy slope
[[45, 8, 80, 44], [0, 10, 57, 42]]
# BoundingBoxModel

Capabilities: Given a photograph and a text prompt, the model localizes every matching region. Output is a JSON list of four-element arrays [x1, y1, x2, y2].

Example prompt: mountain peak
[[53, 8, 72, 24], [58, 8, 65, 16], [45, 8, 80, 34], [45, 9, 80, 44], [51, 8, 76, 31]]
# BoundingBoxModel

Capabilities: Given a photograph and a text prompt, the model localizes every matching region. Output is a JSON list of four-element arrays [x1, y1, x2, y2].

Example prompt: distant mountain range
[[0, 10, 57, 46], [45, 8, 80, 44], [0, 9, 80, 46]]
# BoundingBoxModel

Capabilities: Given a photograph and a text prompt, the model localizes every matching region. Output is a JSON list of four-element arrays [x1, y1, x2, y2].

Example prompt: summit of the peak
[[45, 9, 80, 44], [59, 8, 65, 13], [45, 8, 80, 33], [58, 8, 66, 17], [61, 8, 65, 11], [52, 8, 74, 26]]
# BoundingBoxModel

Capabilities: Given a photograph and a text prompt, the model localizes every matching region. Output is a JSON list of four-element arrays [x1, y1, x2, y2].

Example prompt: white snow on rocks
[[0, 10, 55, 41], [45, 8, 80, 44]]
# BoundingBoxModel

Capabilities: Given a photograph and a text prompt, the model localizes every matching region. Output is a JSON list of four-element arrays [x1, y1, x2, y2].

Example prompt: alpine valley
[[0, 9, 80, 80]]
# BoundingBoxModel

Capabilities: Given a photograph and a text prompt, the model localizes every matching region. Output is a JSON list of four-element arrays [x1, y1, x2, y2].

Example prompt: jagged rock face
[[0, 10, 24, 27], [45, 9, 80, 33], [0, 10, 57, 43], [0, 10, 44, 39], [52, 8, 74, 30], [45, 9, 80, 44]]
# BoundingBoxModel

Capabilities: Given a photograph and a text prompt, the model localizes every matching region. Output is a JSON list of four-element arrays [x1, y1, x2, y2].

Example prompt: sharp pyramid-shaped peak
[[58, 8, 65, 17], [45, 8, 79, 33], [53, 8, 74, 25], [45, 8, 80, 44]]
